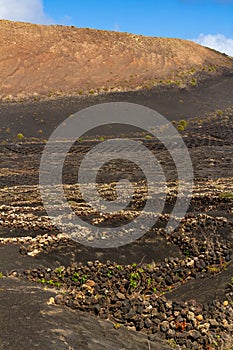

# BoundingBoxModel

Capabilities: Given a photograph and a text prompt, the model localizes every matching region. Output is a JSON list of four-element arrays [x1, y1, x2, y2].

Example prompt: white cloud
[[0, 0, 53, 24], [193, 33, 233, 57]]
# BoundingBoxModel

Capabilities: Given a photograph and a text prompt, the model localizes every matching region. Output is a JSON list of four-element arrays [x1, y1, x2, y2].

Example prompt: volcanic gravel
[[0, 108, 232, 349]]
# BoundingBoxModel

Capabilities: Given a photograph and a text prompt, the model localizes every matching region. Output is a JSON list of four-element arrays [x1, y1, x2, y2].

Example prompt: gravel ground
[[0, 106, 232, 349]]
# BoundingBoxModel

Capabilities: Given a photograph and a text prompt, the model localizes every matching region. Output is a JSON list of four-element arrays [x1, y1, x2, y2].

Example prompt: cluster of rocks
[[9, 210, 231, 350], [18, 212, 233, 264], [0, 161, 232, 232], [15, 258, 233, 350], [159, 214, 233, 262]]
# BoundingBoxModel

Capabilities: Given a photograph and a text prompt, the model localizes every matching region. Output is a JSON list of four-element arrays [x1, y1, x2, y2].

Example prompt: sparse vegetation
[[191, 77, 197, 86], [219, 192, 233, 198], [179, 119, 188, 128], [17, 133, 24, 140], [1, 20, 233, 350], [177, 124, 185, 131]]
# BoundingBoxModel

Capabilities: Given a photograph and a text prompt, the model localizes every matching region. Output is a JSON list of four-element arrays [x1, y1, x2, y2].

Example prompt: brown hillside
[[0, 20, 233, 100]]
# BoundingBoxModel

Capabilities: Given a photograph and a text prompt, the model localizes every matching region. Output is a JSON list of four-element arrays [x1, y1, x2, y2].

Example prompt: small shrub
[[71, 272, 79, 282], [208, 65, 216, 72], [114, 323, 121, 329], [145, 134, 152, 140], [177, 124, 185, 131], [191, 77, 197, 86], [219, 192, 233, 199], [80, 275, 88, 284], [179, 119, 188, 128], [30, 137, 39, 142], [17, 133, 24, 140], [55, 267, 64, 277]]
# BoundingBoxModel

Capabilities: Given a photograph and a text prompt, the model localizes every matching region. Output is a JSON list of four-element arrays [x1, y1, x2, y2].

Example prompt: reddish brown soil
[[1, 20, 233, 100]]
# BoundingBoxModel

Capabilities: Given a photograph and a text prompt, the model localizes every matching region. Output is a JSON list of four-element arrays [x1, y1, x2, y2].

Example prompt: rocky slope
[[0, 20, 233, 100]]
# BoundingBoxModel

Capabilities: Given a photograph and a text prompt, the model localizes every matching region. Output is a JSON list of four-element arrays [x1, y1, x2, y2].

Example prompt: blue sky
[[0, 0, 233, 55], [43, 0, 233, 39]]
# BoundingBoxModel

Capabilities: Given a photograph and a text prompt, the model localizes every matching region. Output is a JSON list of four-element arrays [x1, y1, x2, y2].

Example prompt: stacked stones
[[16, 257, 233, 350]]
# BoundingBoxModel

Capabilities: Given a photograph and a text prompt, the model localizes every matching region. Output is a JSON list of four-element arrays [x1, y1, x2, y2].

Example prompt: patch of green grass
[[130, 272, 140, 280], [55, 267, 64, 278], [129, 271, 140, 288], [107, 270, 112, 278], [80, 275, 88, 284], [38, 278, 46, 284], [38, 278, 62, 287], [129, 279, 138, 288], [147, 277, 152, 287], [71, 272, 80, 282], [137, 268, 144, 274], [37, 278, 61, 287]]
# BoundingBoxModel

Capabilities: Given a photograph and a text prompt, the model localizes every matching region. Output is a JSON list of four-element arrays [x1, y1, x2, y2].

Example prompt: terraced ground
[[0, 98, 232, 349]]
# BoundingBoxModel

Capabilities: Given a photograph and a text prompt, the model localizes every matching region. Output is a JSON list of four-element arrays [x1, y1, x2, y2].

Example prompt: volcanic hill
[[0, 19, 233, 100]]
